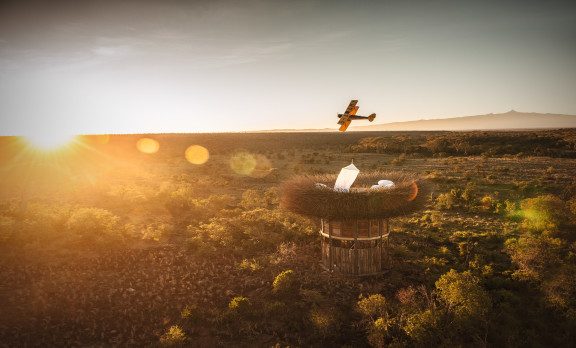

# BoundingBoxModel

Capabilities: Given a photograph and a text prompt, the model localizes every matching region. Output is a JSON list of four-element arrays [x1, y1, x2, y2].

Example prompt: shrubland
[[0, 129, 575, 346]]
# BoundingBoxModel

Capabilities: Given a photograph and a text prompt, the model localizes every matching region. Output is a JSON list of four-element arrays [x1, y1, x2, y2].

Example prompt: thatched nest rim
[[280, 171, 431, 220]]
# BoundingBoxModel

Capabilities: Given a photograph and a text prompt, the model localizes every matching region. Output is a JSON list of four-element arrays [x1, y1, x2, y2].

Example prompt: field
[[1, 130, 576, 347]]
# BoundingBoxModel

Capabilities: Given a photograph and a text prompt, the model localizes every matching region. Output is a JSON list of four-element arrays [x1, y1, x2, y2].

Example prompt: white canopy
[[334, 163, 360, 192], [371, 180, 395, 190]]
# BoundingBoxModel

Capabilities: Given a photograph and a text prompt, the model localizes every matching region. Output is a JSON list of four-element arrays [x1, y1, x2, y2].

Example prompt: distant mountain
[[347, 110, 576, 131]]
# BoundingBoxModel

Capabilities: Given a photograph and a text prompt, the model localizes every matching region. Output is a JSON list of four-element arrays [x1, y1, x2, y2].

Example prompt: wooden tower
[[280, 170, 430, 276], [321, 218, 389, 275]]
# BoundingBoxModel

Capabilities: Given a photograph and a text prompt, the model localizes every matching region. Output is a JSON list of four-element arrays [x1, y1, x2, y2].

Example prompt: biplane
[[337, 100, 376, 132]]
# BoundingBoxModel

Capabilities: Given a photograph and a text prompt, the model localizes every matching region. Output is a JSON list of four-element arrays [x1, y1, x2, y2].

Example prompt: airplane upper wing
[[338, 100, 358, 125]]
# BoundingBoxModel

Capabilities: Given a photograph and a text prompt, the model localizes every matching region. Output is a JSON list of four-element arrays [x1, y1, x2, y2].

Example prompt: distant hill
[[347, 110, 576, 131]]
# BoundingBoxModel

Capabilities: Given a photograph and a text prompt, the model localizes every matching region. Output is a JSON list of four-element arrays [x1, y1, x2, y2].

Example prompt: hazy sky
[[1, 0, 575, 135]]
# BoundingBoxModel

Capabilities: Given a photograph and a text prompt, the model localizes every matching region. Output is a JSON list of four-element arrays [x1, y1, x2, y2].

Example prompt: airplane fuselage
[[338, 114, 372, 120]]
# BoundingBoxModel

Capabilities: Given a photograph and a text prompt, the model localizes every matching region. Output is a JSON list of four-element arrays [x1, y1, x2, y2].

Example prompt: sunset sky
[[1, 0, 575, 135]]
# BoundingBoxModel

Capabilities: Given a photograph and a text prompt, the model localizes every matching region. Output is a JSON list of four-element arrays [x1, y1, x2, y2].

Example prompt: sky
[[1, 0, 575, 135]]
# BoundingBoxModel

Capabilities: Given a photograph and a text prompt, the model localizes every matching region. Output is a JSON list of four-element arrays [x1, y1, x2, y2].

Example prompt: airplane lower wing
[[339, 120, 352, 132]]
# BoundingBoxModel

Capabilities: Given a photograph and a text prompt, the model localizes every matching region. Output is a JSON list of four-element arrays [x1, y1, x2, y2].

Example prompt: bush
[[0, 215, 15, 244], [142, 223, 174, 241], [367, 317, 391, 348], [542, 264, 576, 318], [357, 294, 387, 320], [65, 207, 124, 245], [238, 258, 263, 272], [240, 189, 268, 210], [159, 325, 186, 347], [228, 296, 252, 315], [189, 208, 316, 254], [181, 305, 204, 324], [435, 193, 455, 210], [506, 234, 566, 282], [273, 270, 298, 295], [403, 309, 446, 346], [309, 307, 339, 339], [480, 195, 493, 211], [263, 301, 288, 318], [7, 203, 74, 246]]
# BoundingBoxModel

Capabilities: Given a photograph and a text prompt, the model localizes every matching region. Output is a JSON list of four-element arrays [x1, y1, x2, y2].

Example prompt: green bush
[[10, 203, 75, 246], [367, 317, 392, 348], [435, 193, 455, 210], [403, 309, 446, 347], [309, 307, 339, 339], [273, 270, 298, 295], [65, 207, 124, 245], [357, 294, 387, 320], [228, 297, 252, 315], [159, 325, 186, 347], [181, 305, 204, 324], [238, 258, 263, 272]]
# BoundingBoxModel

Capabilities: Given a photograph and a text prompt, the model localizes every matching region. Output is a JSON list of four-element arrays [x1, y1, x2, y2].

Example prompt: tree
[[435, 269, 491, 320], [506, 234, 566, 282]]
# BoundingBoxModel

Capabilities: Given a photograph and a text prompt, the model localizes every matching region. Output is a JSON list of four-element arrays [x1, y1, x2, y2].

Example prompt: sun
[[22, 131, 78, 151]]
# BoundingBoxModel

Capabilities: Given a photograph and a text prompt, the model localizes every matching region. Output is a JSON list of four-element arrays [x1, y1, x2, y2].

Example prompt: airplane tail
[[368, 113, 376, 122]]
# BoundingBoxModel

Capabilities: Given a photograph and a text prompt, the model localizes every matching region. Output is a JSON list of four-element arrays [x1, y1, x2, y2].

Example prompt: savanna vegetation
[[1, 129, 575, 347]]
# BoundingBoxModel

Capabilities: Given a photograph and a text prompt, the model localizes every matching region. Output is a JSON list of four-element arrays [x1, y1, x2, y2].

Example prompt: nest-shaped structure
[[280, 171, 431, 220]]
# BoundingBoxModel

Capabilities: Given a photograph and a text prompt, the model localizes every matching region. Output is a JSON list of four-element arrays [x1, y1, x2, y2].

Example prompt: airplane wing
[[339, 120, 352, 131], [338, 100, 358, 125]]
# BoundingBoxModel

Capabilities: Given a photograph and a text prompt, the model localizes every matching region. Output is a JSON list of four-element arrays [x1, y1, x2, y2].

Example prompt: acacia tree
[[357, 294, 390, 348], [434, 269, 492, 346], [435, 269, 491, 320]]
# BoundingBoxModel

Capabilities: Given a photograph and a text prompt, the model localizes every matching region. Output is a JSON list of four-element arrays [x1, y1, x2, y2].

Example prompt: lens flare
[[136, 138, 159, 154], [407, 182, 419, 201], [230, 152, 272, 177], [250, 154, 273, 178], [185, 145, 209, 164], [230, 152, 256, 175]]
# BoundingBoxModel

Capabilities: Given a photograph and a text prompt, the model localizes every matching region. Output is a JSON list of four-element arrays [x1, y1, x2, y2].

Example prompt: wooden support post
[[354, 220, 358, 275], [328, 220, 333, 271], [368, 219, 371, 238], [379, 219, 383, 270], [386, 219, 390, 263]]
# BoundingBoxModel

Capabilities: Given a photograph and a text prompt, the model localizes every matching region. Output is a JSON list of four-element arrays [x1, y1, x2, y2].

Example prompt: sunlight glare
[[185, 145, 209, 164], [136, 138, 160, 154], [23, 132, 77, 151]]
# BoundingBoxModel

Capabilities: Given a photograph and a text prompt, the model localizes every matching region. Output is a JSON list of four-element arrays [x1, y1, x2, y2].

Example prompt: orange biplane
[[337, 100, 376, 132]]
